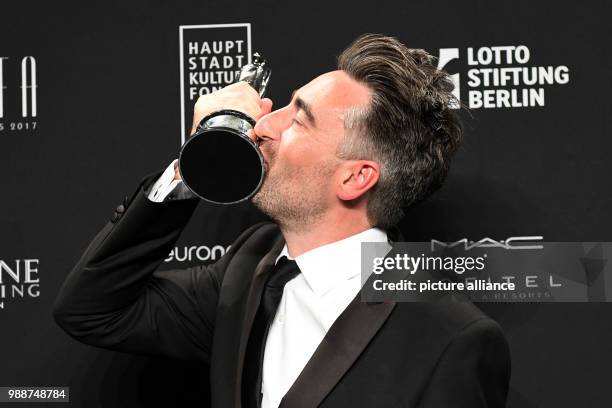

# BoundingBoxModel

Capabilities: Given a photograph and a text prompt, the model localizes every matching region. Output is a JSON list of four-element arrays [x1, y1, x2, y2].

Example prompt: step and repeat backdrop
[[1, 0, 611, 407]]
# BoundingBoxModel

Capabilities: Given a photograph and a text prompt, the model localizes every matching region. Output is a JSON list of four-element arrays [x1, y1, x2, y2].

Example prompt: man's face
[[252, 70, 371, 229]]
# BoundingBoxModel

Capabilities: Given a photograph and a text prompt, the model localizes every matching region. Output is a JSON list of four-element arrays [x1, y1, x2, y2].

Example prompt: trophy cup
[[178, 53, 271, 204]]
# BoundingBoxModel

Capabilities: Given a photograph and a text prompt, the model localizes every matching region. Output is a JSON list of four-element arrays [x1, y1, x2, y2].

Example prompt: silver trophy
[[178, 53, 271, 204]]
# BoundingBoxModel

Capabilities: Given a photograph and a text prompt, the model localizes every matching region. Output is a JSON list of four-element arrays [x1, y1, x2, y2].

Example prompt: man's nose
[[253, 109, 281, 142]]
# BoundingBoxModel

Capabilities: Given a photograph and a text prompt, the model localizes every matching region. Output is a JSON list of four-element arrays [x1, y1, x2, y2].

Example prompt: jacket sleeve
[[53, 172, 263, 364], [416, 318, 512, 408]]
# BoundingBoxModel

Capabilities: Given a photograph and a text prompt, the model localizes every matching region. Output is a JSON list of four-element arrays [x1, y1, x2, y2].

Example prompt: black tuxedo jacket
[[54, 173, 511, 408]]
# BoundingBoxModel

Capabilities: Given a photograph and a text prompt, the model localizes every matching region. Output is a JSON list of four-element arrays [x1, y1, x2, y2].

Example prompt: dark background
[[1, 0, 610, 406]]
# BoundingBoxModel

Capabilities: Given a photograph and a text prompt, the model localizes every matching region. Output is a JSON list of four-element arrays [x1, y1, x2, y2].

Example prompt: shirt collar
[[275, 227, 388, 297]]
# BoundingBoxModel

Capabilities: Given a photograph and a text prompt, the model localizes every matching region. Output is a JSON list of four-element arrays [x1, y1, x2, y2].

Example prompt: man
[[54, 34, 510, 407]]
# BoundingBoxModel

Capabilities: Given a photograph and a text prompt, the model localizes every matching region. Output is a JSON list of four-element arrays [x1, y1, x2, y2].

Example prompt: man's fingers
[[190, 81, 267, 135]]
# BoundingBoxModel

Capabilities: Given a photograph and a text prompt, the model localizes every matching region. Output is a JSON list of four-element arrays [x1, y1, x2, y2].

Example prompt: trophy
[[178, 53, 271, 204]]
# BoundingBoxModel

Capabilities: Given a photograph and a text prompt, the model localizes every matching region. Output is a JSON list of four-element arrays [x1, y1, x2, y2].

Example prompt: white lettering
[[21, 56, 37, 117], [188, 40, 245, 55], [24, 259, 39, 283], [526, 276, 537, 287], [469, 88, 544, 108], [165, 245, 231, 262], [467, 46, 531, 66], [0, 260, 20, 283], [0, 57, 6, 118]]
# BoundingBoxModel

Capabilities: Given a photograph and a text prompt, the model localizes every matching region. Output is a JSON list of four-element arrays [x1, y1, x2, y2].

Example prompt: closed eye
[[255, 134, 273, 146], [290, 90, 317, 128]]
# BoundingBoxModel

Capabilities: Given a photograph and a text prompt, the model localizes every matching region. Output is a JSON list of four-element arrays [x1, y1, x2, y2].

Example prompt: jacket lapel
[[280, 293, 396, 408], [234, 234, 285, 407], [231, 228, 398, 407]]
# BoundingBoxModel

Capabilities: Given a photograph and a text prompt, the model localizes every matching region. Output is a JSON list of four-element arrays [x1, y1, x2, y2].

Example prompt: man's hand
[[189, 81, 273, 136], [173, 160, 182, 181]]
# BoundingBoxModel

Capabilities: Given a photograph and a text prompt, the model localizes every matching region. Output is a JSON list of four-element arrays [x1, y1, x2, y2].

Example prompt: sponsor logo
[[165, 245, 231, 263], [429, 236, 559, 300], [437, 46, 569, 109], [430, 236, 544, 251], [179, 23, 251, 144], [0, 56, 38, 132], [0, 259, 40, 310]]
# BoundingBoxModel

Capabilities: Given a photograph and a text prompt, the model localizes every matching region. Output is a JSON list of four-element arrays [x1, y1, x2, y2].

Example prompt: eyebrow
[[291, 90, 316, 127]]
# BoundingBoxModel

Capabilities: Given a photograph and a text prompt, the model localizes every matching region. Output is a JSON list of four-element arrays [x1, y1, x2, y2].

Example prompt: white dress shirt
[[148, 163, 388, 408], [261, 228, 387, 408], [147, 160, 182, 202]]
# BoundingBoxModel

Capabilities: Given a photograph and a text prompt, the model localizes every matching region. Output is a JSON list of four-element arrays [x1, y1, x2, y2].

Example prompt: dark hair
[[337, 33, 463, 229]]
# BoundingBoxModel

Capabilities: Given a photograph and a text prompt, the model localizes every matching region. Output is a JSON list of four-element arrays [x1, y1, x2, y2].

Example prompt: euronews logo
[[165, 245, 231, 263]]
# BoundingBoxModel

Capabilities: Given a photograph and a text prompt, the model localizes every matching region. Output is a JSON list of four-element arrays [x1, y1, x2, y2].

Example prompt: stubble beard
[[252, 159, 335, 233]]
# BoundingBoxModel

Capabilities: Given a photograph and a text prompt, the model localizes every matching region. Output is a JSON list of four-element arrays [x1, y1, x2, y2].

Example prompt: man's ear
[[337, 160, 380, 201]]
